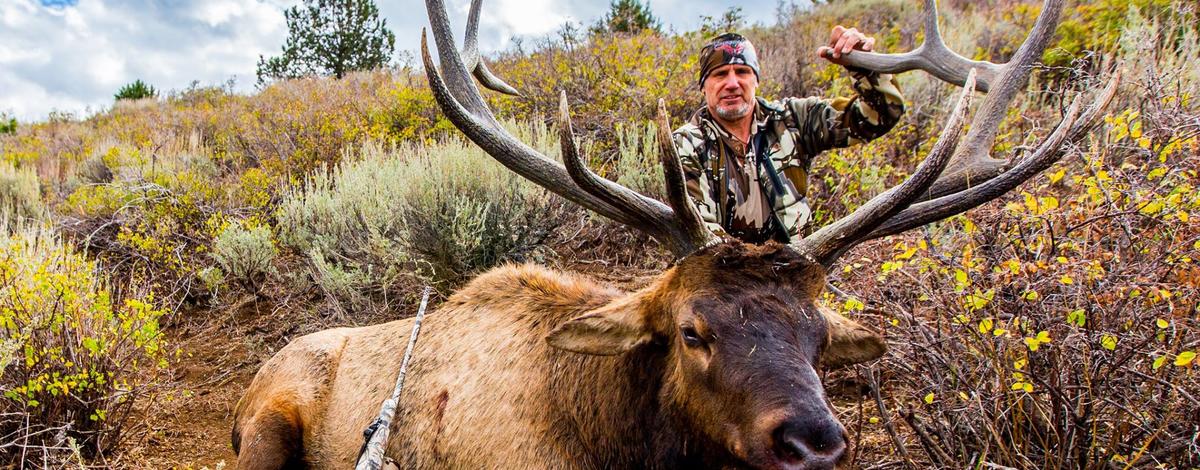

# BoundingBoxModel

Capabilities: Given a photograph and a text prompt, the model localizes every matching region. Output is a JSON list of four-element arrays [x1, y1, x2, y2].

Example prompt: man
[[673, 28, 905, 243]]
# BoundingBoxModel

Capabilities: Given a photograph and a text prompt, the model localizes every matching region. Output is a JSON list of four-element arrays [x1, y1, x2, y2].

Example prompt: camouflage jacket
[[672, 71, 905, 243]]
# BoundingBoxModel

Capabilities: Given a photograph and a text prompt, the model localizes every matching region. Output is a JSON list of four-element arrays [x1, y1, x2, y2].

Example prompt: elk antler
[[795, 0, 1121, 267], [422, 0, 717, 257], [839, 0, 1066, 199], [797, 70, 977, 265]]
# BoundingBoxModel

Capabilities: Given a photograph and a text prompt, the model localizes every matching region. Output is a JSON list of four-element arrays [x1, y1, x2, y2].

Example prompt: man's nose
[[719, 74, 740, 90]]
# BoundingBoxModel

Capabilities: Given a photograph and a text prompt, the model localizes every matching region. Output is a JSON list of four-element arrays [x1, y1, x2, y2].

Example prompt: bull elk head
[[421, 0, 1117, 467]]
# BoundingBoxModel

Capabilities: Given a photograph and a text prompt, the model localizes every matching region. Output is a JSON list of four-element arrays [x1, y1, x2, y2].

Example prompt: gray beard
[[715, 102, 752, 121]]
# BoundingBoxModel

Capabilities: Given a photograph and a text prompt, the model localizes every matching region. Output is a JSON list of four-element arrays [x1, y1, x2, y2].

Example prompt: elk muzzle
[[771, 415, 848, 469]]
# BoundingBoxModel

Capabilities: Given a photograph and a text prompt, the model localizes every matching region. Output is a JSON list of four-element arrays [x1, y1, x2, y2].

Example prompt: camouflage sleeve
[[672, 125, 728, 237], [785, 71, 905, 161]]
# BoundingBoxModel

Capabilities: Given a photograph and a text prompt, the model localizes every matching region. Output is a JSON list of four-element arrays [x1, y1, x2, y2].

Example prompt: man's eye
[[681, 326, 704, 347]]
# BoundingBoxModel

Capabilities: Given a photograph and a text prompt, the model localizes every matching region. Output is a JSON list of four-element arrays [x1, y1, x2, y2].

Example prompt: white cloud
[[0, 0, 800, 122], [0, 0, 292, 121]]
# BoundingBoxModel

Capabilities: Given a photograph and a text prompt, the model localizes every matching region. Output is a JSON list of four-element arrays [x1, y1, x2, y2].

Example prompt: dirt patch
[[120, 298, 303, 469]]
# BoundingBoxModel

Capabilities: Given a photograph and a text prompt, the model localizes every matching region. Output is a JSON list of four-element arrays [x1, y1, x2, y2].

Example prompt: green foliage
[[211, 222, 277, 294], [59, 149, 261, 302], [613, 121, 666, 199], [256, 0, 396, 85], [0, 225, 168, 464], [0, 161, 43, 222], [591, 0, 662, 35], [698, 6, 746, 38], [1047, 0, 1179, 67], [0, 112, 15, 135], [113, 79, 157, 101], [489, 30, 697, 157], [276, 126, 567, 306]]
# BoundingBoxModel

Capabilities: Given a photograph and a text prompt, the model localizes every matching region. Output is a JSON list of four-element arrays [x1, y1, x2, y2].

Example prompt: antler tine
[[463, 0, 521, 96], [425, 0, 491, 116], [926, 0, 1067, 199], [656, 99, 721, 254], [557, 93, 677, 232], [865, 71, 1121, 240], [839, 0, 1067, 199], [837, 0, 1001, 92], [558, 92, 718, 256], [797, 70, 977, 267], [423, 0, 717, 258]]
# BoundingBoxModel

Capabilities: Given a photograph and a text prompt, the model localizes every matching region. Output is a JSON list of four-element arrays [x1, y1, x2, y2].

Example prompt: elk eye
[[680, 326, 704, 347]]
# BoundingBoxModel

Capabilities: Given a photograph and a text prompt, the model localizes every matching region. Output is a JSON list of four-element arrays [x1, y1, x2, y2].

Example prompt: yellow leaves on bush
[[0, 225, 168, 454], [1100, 334, 1118, 351], [1066, 309, 1087, 327], [963, 289, 994, 313], [1024, 331, 1051, 352], [64, 184, 132, 218]]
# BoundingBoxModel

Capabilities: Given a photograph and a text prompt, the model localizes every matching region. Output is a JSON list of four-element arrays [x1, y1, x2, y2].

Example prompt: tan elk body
[[232, 0, 1117, 468], [234, 249, 886, 468]]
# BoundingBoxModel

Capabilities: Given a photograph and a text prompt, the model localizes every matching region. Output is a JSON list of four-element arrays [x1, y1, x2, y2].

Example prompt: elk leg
[[233, 403, 307, 470]]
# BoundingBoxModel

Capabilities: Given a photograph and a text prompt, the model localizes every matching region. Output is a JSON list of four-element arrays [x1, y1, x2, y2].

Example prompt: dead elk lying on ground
[[231, 0, 1116, 468]]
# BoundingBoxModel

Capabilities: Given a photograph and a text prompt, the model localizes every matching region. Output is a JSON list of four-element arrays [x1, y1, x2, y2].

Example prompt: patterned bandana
[[697, 33, 761, 87]]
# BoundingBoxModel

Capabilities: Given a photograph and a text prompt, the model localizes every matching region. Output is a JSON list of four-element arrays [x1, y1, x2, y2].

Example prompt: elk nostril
[[774, 427, 804, 462], [772, 420, 848, 467]]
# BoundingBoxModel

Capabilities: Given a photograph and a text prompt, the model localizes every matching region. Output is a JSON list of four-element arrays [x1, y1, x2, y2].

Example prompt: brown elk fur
[[233, 242, 884, 468]]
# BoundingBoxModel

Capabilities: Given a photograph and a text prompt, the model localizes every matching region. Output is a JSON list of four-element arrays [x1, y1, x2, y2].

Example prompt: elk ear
[[546, 298, 651, 356], [820, 305, 886, 367]]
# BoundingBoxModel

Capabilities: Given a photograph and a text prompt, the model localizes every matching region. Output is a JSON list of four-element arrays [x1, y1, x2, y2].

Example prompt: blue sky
[[0, 0, 802, 122]]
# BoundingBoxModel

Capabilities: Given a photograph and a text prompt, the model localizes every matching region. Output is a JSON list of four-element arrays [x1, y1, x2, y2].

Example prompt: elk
[[231, 0, 1117, 468]]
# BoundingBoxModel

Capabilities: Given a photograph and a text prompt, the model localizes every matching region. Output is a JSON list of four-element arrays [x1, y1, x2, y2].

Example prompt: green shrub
[[0, 160, 43, 221], [276, 124, 569, 306], [613, 121, 666, 200], [0, 113, 15, 135], [114, 79, 157, 101], [75, 155, 114, 185], [212, 222, 278, 294], [0, 225, 168, 465]]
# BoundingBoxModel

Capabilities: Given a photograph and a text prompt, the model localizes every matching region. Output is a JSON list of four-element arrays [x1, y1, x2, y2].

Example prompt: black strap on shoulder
[[754, 130, 792, 243], [754, 131, 786, 199]]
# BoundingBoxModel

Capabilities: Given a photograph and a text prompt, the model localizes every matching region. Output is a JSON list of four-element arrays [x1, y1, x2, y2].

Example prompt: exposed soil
[[120, 298, 308, 469]]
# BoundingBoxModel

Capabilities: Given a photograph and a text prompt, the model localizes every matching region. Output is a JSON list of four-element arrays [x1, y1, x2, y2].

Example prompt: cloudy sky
[[0, 0, 797, 122]]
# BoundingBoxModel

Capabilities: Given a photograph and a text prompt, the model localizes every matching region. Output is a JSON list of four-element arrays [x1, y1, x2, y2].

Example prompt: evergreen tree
[[699, 7, 746, 37], [591, 0, 662, 35], [256, 0, 396, 85], [0, 112, 15, 135], [114, 79, 157, 101]]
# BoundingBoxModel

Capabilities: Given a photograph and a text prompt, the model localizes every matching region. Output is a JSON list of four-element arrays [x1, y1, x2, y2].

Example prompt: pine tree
[[256, 0, 396, 85], [114, 79, 157, 101], [591, 0, 662, 35], [0, 113, 15, 135]]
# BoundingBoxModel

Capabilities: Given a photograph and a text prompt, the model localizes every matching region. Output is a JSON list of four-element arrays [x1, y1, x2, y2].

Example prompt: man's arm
[[672, 125, 728, 237], [787, 26, 906, 159], [786, 71, 906, 157]]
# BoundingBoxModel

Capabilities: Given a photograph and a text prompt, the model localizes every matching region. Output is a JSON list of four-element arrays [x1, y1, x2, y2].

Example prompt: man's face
[[703, 64, 758, 123]]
